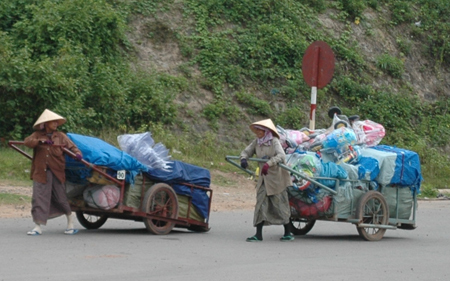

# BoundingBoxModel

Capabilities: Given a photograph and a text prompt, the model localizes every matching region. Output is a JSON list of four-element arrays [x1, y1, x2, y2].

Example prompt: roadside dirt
[[0, 185, 33, 219], [0, 170, 256, 219]]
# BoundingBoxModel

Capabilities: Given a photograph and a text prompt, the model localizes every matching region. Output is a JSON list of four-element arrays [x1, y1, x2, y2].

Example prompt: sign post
[[302, 41, 335, 130]]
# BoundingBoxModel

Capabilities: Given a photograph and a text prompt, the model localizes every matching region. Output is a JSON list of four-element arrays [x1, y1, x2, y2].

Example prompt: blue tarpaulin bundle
[[360, 145, 422, 193], [65, 133, 148, 184], [145, 161, 211, 219]]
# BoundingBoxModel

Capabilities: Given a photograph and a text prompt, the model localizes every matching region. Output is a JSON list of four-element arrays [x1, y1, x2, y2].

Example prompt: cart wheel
[[289, 218, 316, 235], [355, 191, 389, 241], [142, 183, 179, 235], [76, 211, 108, 229]]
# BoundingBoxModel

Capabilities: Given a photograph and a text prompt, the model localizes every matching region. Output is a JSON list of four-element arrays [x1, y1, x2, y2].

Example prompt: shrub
[[235, 91, 272, 116], [376, 54, 404, 78], [332, 75, 374, 104], [338, 0, 366, 19]]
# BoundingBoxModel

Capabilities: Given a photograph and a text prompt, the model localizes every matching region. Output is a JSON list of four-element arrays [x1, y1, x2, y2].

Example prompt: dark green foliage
[[275, 106, 308, 129], [390, 0, 416, 25], [360, 91, 413, 131], [338, 0, 366, 18], [185, 0, 318, 94], [0, 0, 179, 138], [332, 75, 374, 104], [417, 0, 450, 66], [301, 0, 327, 13], [126, 71, 185, 128], [366, 0, 379, 9], [203, 97, 241, 124], [235, 91, 272, 116]]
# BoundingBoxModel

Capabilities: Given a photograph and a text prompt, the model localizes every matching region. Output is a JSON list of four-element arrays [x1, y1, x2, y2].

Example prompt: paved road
[[1, 200, 450, 281]]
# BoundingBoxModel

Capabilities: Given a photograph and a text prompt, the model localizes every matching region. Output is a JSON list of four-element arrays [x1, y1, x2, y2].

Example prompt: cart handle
[[225, 155, 337, 195], [8, 140, 124, 186], [8, 141, 32, 160]]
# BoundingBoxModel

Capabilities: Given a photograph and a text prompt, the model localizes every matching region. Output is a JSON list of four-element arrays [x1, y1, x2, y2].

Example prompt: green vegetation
[[0, 147, 33, 183], [419, 184, 439, 199], [0, 0, 449, 192], [0, 193, 31, 205], [376, 54, 404, 78]]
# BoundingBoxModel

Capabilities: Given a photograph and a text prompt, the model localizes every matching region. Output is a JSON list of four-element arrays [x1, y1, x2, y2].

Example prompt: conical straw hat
[[33, 109, 66, 130], [250, 119, 280, 138]]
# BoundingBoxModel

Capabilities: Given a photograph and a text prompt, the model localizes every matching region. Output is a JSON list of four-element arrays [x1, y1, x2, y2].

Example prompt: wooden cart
[[9, 141, 212, 235]]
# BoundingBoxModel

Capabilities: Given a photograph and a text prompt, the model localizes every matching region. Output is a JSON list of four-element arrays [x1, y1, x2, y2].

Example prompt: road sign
[[302, 41, 335, 130]]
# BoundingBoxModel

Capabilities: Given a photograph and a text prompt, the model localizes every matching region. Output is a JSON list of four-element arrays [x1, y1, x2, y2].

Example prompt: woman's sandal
[[246, 236, 262, 242], [64, 229, 79, 235], [27, 230, 41, 236], [280, 235, 294, 241]]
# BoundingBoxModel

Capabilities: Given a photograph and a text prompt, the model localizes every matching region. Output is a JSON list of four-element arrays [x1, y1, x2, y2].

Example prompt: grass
[[0, 145, 33, 183], [0, 144, 33, 206], [0, 193, 31, 205], [418, 184, 439, 199]]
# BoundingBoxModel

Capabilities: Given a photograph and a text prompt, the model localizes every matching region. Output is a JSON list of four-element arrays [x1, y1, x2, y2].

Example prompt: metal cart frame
[[226, 155, 417, 241]]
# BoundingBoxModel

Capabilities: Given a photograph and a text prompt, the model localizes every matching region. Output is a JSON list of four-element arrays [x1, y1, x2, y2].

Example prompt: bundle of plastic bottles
[[117, 132, 172, 171]]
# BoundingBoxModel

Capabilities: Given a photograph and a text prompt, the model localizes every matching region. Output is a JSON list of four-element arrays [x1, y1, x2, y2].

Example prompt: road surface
[[1, 200, 449, 281]]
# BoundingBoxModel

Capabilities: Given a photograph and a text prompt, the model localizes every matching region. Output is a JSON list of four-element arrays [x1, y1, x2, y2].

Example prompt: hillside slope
[[125, 1, 450, 150]]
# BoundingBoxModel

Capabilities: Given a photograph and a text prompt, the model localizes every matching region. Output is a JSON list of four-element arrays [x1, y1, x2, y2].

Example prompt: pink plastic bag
[[352, 120, 385, 147], [280, 130, 309, 148]]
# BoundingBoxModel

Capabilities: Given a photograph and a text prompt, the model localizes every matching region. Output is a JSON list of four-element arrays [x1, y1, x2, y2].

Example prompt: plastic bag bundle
[[336, 145, 361, 164], [277, 125, 309, 149], [118, 132, 155, 155], [288, 187, 333, 218], [322, 127, 357, 154], [118, 132, 172, 171], [308, 133, 327, 151], [286, 152, 322, 191], [83, 185, 120, 210], [352, 120, 385, 147]]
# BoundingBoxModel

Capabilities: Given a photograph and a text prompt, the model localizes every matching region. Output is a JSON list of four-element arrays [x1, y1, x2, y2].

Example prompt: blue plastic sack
[[357, 156, 380, 181], [318, 162, 348, 188]]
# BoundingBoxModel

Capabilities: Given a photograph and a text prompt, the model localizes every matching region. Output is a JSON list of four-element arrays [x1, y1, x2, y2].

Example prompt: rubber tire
[[334, 120, 348, 129], [76, 211, 108, 229], [289, 218, 316, 235], [355, 191, 389, 241], [328, 106, 342, 118], [142, 183, 179, 235], [348, 115, 360, 123]]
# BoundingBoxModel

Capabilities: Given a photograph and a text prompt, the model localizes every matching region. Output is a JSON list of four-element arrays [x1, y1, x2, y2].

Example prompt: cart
[[9, 141, 212, 235], [226, 153, 418, 241]]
